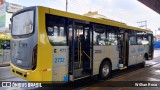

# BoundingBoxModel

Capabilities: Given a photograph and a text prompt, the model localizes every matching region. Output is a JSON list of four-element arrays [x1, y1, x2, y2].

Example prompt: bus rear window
[[12, 11, 34, 35], [46, 14, 67, 46]]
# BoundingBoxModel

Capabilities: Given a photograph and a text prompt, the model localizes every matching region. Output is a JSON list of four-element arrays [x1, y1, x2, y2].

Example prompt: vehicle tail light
[[32, 44, 37, 70]]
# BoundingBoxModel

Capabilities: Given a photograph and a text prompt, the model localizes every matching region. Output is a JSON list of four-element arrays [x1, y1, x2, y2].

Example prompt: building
[[0, 0, 24, 33], [84, 11, 126, 25]]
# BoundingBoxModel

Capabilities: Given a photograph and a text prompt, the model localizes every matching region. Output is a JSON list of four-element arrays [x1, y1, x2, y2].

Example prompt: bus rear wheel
[[99, 61, 111, 79], [140, 61, 145, 67]]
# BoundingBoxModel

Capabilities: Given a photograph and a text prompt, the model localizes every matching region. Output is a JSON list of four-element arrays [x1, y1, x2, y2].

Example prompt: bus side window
[[96, 33, 105, 45], [137, 33, 149, 45], [46, 14, 67, 46], [93, 24, 106, 45], [47, 27, 53, 35], [137, 37, 142, 45], [53, 26, 58, 36], [68, 26, 73, 42], [106, 26, 118, 46], [107, 32, 117, 45], [59, 27, 64, 36], [129, 36, 137, 45]]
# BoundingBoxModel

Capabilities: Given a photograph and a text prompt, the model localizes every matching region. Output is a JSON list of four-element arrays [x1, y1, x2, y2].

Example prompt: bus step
[[74, 62, 82, 69], [83, 69, 92, 74], [119, 66, 127, 70], [148, 57, 152, 60], [74, 68, 83, 71], [74, 75, 90, 81], [74, 68, 83, 78]]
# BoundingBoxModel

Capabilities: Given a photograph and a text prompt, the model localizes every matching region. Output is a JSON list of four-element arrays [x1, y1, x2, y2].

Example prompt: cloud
[[99, 0, 160, 32]]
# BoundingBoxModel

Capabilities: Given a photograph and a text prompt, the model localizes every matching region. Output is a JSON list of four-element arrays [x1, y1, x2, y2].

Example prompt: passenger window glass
[[106, 26, 118, 45], [68, 25, 73, 42], [129, 36, 137, 45], [107, 32, 117, 45], [53, 26, 58, 36], [94, 25, 118, 46], [137, 37, 142, 44], [94, 24, 106, 45], [59, 27, 64, 36], [47, 27, 53, 35], [46, 14, 67, 46], [141, 38, 149, 45], [148, 36, 151, 45], [137, 33, 149, 45], [47, 27, 53, 32]]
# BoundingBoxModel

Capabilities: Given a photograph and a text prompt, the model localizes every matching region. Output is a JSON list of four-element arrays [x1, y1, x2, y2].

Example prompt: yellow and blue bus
[[10, 6, 154, 82]]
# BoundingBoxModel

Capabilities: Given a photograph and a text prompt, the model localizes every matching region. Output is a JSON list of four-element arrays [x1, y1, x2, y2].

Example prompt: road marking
[[0, 66, 10, 68]]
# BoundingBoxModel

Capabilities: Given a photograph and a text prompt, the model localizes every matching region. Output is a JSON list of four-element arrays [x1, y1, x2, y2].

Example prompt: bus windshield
[[12, 10, 34, 35], [11, 10, 35, 70]]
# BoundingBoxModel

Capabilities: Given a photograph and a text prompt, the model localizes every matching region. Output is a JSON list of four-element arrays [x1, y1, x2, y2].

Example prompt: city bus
[[10, 6, 154, 82]]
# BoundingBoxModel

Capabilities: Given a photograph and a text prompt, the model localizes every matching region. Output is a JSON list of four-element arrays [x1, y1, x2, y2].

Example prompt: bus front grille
[[16, 71, 23, 76]]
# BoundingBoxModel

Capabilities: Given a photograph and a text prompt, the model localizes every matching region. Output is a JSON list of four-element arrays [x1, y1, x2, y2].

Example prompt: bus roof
[[13, 6, 152, 33], [45, 6, 152, 33]]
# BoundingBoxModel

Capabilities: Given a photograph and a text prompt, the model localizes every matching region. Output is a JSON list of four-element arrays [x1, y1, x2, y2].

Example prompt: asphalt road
[[0, 66, 24, 81], [0, 49, 160, 90]]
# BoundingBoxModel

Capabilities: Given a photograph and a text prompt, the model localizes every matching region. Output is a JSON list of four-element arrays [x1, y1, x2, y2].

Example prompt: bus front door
[[69, 21, 92, 80]]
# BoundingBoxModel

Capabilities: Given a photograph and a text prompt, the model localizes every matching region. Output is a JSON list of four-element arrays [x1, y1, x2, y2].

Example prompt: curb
[[0, 62, 10, 67]]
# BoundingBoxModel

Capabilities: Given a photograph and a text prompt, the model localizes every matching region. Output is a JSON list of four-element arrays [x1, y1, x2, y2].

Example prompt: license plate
[[17, 60, 22, 64]]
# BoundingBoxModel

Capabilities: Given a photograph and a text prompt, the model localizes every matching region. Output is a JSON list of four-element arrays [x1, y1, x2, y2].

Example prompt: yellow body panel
[[10, 63, 43, 81], [37, 6, 52, 81]]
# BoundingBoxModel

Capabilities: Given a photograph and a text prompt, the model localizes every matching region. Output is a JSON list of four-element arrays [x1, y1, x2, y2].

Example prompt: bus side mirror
[[10, 18, 12, 22]]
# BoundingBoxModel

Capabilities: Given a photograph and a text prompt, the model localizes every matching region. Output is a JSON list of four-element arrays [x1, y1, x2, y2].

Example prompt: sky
[[5, 0, 160, 35]]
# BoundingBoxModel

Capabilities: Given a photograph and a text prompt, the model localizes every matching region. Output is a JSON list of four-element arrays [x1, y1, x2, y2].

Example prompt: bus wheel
[[99, 61, 111, 79], [144, 54, 148, 60], [140, 61, 145, 67]]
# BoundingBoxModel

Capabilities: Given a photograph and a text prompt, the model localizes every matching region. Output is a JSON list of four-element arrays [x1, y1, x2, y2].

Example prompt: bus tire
[[144, 53, 148, 60], [140, 61, 145, 67], [99, 61, 111, 79]]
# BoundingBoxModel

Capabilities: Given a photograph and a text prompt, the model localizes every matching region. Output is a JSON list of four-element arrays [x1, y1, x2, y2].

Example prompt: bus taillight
[[32, 45, 37, 70]]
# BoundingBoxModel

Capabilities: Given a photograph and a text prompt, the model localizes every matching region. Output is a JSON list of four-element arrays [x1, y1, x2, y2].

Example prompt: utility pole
[[66, 0, 68, 12], [137, 20, 147, 29]]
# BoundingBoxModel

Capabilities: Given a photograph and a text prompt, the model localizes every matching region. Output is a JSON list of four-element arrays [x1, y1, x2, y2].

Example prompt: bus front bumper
[[10, 63, 43, 82]]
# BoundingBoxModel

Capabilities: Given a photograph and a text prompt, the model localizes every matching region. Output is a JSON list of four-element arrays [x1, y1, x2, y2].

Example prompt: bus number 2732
[[54, 58, 65, 63]]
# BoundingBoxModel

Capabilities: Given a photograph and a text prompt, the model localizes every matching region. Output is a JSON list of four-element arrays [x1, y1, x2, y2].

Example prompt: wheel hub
[[102, 64, 109, 76]]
